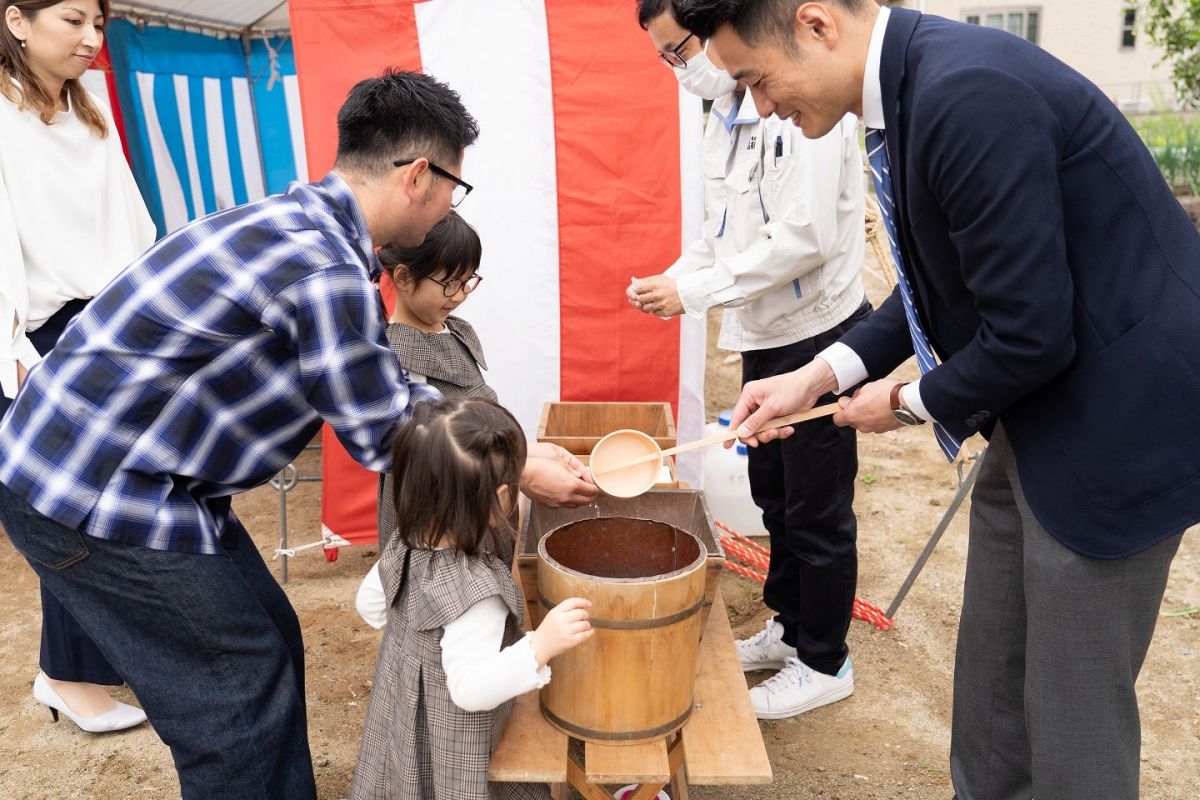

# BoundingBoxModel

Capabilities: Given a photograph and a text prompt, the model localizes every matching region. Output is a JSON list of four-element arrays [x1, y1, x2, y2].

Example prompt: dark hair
[[673, 0, 867, 44], [334, 68, 479, 178], [1, 0, 111, 136], [379, 210, 481, 287], [636, 0, 672, 29], [391, 397, 526, 554]]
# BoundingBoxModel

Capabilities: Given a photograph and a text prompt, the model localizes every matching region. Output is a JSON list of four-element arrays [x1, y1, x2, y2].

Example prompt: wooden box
[[517, 489, 725, 633], [537, 402, 677, 455]]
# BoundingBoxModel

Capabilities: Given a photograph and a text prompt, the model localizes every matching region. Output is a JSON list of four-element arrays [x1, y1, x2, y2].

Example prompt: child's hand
[[531, 597, 594, 668]]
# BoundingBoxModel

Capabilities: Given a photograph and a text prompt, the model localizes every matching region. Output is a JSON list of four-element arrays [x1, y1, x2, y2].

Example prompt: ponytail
[[390, 398, 527, 554]]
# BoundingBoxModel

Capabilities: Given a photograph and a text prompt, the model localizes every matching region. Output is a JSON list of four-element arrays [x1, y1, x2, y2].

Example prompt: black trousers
[[741, 302, 869, 676], [0, 299, 122, 685]]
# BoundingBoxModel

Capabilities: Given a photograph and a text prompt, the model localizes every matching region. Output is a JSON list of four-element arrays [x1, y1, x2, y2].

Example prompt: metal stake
[[885, 448, 986, 620]]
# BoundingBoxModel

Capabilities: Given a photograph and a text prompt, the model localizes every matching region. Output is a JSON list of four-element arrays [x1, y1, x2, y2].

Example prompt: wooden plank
[[568, 753, 620, 800], [681, 589, 774, 784], [488, 690, 569, 783], [585, 738, 670, 785], [537, 401, 677, 453]]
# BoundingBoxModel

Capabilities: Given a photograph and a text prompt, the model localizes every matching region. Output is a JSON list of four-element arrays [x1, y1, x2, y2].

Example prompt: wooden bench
[[490, 587, 772, 798]]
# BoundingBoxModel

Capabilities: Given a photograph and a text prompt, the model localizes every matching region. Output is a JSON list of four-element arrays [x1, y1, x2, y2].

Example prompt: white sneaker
[[750, 656, 854, 720], [736, 617, 798, 672]]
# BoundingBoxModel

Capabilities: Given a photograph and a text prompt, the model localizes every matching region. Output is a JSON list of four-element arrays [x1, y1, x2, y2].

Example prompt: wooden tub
[[536, 517, 707, 745]]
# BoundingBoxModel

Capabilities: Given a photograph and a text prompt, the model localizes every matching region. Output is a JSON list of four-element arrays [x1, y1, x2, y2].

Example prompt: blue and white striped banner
[[106, 21, 307, 236]]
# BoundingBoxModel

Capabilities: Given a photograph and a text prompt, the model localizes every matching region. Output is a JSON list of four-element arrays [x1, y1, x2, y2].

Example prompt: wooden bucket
[[537, 517, 707, 744]]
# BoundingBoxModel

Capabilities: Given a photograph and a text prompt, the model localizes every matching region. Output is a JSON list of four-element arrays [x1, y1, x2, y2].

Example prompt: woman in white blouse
[[2, 0, 155, 732]]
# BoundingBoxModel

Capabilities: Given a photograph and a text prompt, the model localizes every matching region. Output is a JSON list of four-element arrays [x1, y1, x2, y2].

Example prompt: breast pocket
[[759, 153, 795, 222]]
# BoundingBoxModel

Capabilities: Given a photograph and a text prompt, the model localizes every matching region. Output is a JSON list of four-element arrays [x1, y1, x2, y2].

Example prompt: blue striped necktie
[[865, 128, 962, 461]]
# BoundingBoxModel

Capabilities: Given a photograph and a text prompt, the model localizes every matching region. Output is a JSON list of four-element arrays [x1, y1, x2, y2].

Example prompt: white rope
[[273, 530, 352, 560]]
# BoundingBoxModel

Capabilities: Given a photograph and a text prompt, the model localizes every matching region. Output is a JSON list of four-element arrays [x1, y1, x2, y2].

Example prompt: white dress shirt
[[0, 86, 156, 398], [355, 562, 552, 712], [816, 5, 934, 422]]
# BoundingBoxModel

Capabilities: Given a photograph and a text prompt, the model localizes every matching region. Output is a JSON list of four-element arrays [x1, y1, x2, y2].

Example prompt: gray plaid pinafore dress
[[377, 318, 498, 550], [349, 529, 551, 800]]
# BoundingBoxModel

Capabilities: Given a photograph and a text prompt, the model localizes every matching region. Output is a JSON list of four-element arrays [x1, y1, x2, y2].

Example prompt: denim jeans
[[740, 301, 870, 675], [0, 480, 315, 800]]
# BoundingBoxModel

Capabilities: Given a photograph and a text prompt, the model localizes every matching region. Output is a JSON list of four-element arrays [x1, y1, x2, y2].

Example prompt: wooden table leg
[[667, 733, 689, 800], [628, 783, 669, 800]]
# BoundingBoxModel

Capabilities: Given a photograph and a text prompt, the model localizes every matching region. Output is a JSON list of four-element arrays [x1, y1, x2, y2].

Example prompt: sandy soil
[[0, 250, 1197, 800]]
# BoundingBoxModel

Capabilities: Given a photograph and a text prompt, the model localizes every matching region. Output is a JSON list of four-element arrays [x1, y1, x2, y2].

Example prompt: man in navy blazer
[[675, 0, 1200, 797]]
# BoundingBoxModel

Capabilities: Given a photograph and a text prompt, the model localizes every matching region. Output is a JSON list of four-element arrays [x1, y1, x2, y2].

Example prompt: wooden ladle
[[589, 403, 840, 497]]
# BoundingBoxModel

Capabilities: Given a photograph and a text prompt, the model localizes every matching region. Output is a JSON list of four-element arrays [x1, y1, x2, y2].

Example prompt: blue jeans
[[0, 481, 315, 800]]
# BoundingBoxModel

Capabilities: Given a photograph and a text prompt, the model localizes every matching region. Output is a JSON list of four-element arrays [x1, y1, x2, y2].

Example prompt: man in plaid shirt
[[0, 70, 475, 799]]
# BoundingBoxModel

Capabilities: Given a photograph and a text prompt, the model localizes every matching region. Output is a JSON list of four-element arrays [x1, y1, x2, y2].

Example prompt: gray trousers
[[950, 424, 1182, 800]]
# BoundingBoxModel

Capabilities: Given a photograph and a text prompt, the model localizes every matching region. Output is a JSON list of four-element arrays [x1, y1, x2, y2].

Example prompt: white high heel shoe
[[33, 673, 148, 733]]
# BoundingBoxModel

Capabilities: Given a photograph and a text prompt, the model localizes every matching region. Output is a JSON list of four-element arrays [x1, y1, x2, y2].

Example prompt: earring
[[20, 41, 26, 48]]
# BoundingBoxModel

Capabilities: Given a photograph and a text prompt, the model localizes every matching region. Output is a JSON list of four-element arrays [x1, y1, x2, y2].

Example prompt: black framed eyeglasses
[[427, 273, 483, 297], [393, 158, 474, 207], [659, 32, 696, 69]]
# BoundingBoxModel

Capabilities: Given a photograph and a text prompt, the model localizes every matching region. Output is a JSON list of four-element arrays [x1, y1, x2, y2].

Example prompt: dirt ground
[[1, 250, 1198, 800]]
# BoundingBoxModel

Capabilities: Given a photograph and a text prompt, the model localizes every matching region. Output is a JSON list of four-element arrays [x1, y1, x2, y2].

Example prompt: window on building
[[1121, 5, 1137, 49], [963, 7, 1041, 45]]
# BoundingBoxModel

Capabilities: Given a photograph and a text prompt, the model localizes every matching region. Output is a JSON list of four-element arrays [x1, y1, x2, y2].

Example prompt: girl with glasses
[[356, 211, 599, 629]]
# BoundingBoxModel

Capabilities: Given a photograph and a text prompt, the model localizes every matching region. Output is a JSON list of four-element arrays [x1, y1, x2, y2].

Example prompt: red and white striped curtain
[[291, 0, 706, 547]]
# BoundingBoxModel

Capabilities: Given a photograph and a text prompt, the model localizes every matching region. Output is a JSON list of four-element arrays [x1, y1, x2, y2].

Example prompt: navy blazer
[[838, 8, 1200, 558]]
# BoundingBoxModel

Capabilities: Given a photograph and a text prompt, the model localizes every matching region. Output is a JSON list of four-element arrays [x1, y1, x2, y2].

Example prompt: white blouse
[[0, 85, 157, 398]]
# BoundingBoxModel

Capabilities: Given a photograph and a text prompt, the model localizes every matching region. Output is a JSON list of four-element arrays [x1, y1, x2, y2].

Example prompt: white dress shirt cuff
[[901, 378, 935, 423], [672, 270, 712, 319], [816, 342, 868, 394], [1, 334, 43, 400]]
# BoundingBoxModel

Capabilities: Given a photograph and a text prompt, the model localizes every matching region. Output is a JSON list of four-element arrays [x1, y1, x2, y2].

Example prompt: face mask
[[674, 42, 738, 100]]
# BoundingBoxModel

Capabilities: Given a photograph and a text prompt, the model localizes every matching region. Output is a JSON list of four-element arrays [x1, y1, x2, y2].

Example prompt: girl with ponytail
[[350, 397, 593, 800]]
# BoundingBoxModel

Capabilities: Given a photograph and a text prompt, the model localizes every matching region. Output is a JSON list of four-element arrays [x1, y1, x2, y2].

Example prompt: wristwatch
[[890, 382, 926, 427]]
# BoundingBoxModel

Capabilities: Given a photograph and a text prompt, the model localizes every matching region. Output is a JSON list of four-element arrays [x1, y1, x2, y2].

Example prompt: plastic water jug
[[701, 412, 767, 536]]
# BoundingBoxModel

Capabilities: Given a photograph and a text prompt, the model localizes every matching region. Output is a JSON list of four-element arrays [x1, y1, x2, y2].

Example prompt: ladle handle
[[659, 402, 841, 459]]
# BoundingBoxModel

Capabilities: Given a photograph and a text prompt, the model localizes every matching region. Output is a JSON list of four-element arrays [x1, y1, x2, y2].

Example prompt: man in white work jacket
[[633, 0, 869, 720]]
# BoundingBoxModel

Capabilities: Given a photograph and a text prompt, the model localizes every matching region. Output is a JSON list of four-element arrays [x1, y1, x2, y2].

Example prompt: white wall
[[910, 0, 1177, 110]]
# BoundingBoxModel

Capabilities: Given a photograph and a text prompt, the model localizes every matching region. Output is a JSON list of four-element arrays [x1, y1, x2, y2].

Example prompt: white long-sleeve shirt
[[665, 92, 865, 352], [0, 86, 156, 398], [356, 562, 551, 712]]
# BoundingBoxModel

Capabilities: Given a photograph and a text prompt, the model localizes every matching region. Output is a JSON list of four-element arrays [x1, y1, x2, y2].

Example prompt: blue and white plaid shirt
[[0, 173, 440, 554]]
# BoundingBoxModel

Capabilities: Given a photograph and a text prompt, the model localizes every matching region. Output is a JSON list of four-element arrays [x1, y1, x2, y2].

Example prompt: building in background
[[889, 0, 1176, 111]]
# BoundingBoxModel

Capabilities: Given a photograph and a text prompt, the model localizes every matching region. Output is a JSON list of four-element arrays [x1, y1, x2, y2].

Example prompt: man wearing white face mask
[[633, 0, 868, 720]]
